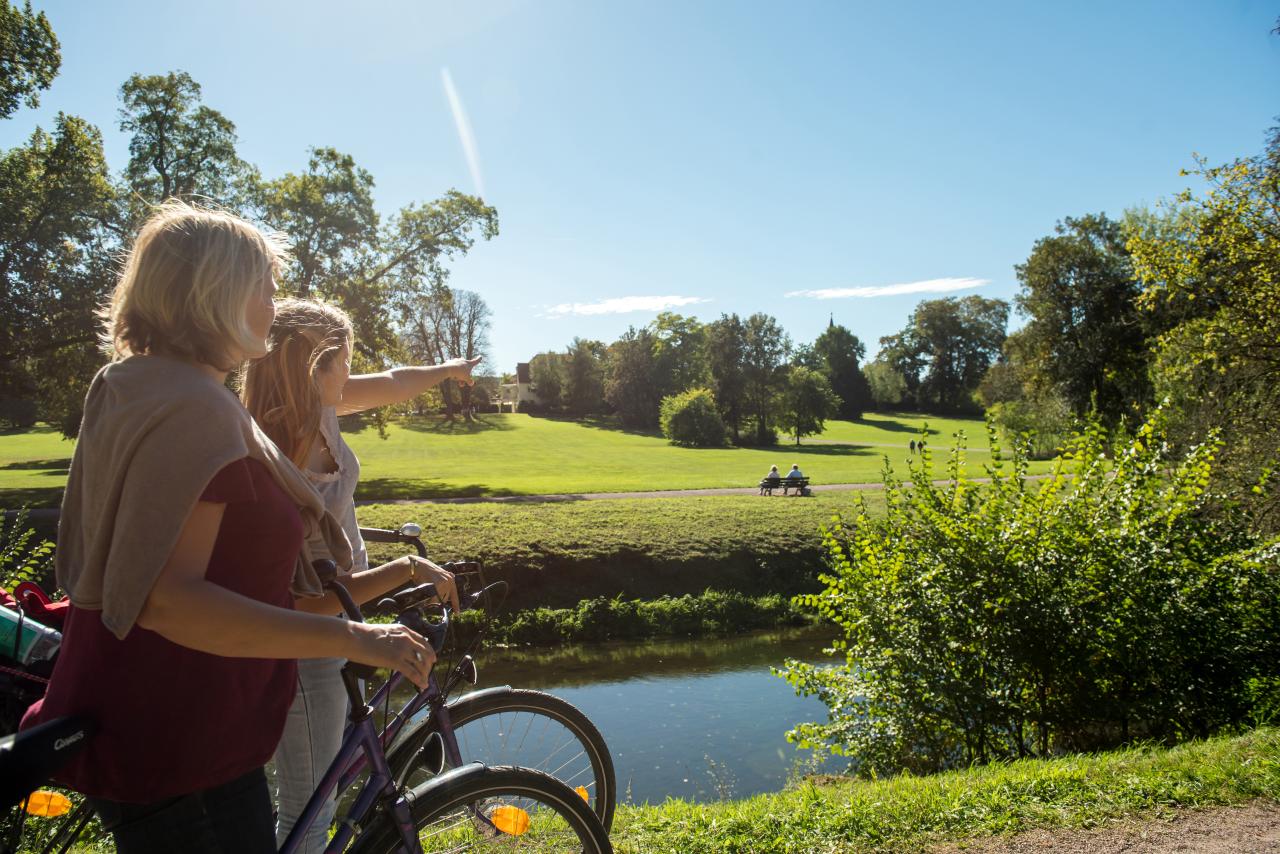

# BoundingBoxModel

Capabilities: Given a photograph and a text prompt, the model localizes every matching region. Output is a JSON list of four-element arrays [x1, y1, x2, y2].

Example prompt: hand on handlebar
[[347, 622, 436, 690], [407, 555, 461, 612]]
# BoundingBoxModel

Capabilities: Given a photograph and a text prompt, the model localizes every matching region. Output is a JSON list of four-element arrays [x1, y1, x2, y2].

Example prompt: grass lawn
[[611, 728, 1280, 853], [0, 425, 73, 508], [0, 413, 1053, 508], [792, 411, 1002, 447]]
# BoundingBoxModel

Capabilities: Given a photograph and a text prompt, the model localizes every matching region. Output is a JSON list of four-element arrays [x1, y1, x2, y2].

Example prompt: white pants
[[274, 657, 348, 853]]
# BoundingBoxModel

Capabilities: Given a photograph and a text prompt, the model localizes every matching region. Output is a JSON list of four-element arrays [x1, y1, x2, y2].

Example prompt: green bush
[[1, 507, 54, 593], [0, 398, 37, 430], [450, 590, 813, 648], [659, 388, 726, 447], [781, 411, 1280, 776]]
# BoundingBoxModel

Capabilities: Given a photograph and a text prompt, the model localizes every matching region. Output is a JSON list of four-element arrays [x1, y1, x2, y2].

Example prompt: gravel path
[[930, 800, 1280, 853], [357, 475, 1050, 505]]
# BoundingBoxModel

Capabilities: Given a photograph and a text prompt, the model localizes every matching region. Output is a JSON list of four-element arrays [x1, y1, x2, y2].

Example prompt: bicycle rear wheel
[[351, 764, 612, 854], [391, 688, 616, 831]]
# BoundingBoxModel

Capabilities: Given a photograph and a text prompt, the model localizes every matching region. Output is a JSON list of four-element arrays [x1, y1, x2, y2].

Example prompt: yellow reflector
[[489, 805, 531, 836], [575, 785, 589, 803], [25, 791, 72, 817]]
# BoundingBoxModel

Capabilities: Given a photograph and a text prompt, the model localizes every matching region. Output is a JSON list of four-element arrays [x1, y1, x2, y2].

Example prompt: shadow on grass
[[0, 457, 72, 474], [764, 444, 880, 458], [0, 487, 63, 510], [355, 477, 525, 502], [391, 414, 520, 436]]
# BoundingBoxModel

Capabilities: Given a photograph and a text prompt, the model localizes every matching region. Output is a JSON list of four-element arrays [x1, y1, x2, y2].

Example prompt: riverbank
[[608, 727, 1280, 853], [359, 495, 870, 610], [451, 589, 815, 646]]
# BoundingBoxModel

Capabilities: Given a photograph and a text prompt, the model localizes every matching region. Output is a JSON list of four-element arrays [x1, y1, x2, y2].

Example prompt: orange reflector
[[489, 805, 531, 836], [575, 785, 589, 803], [25, 791, 72, 817]]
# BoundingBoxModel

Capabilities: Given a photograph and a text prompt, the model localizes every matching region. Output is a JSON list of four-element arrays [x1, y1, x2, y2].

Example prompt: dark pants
[[88, 767, 276, 854]]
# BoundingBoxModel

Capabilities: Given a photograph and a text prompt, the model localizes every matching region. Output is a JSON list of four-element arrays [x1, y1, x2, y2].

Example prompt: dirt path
[[930, 800, 1280, 853], [357, 475, 1052, 505]]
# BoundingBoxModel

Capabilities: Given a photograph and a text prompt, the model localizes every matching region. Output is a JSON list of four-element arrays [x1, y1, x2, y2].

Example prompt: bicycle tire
[[389, 688, 616, 831], [350, 764, 612, 854]]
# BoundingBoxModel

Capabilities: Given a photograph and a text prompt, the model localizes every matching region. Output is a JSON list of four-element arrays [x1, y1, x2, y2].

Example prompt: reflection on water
[[437, 626, 845, 804]]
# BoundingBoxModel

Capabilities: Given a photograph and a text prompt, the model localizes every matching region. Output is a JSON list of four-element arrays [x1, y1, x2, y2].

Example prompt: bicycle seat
[[0, 716, 95, 811]]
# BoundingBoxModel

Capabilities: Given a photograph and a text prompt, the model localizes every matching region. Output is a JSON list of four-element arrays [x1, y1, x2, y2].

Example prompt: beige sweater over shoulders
[[58, 354, 352, 640]]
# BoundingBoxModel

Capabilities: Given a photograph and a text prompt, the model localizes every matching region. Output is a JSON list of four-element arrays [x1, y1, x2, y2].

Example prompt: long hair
[[103, 199, 288, 370], [242, 298, 353, 467]]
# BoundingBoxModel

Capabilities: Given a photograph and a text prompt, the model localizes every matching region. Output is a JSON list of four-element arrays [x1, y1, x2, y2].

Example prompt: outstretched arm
[[337, 357, 482, 415]]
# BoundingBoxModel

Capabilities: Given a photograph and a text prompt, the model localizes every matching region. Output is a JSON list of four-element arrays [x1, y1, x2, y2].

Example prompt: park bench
[[758, 476, 810, 496]]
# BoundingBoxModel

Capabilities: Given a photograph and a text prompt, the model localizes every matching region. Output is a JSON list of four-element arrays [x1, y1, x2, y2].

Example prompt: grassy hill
[[0, 411, 1050, 509]]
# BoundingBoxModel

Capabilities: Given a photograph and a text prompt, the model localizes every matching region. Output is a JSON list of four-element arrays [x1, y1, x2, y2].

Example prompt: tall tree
[[879, 296, 1008, 413], [259, 147, 378, 299], [0, 114, 116, 433], [378, 191, 498, 362], [529, 352, 564, 410], [1014, 213, 1151, 421], [1128, 122, 1280, 528], [863, 359, 907, 410], [810, 321, 872, 420], [649, 311, 707, 399], [705, 313, 748, 441], [117, 71, 254, 219], [780, 365, 840, 445], [605, 326, 660, 429], [742, 313, 790, 443], [401, 286, 491, 419], [564, 338, 606, 416], [0, 1, 59, 119]]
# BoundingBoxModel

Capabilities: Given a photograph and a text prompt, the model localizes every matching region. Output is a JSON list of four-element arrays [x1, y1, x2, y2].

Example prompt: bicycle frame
[[279, 668, 420, 854], [282, 567, 481, 854]]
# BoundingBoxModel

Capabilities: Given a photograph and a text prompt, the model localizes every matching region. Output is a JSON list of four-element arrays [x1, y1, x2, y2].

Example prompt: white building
[[495, 362, 541, 412]]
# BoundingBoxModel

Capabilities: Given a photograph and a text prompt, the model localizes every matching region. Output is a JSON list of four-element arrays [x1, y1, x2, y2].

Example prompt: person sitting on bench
[[784, 464, 805, 495], [759, 465, 781, 495]]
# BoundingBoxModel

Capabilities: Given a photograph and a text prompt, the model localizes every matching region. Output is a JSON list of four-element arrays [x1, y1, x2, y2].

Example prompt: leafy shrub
[[449, 590, 812, 648], [986, 395, 1073, 459], [0, 398, 37, 430], [1, 507, 55, 593], [781, 411, 1280, 776], [659, 388, 726, 447]]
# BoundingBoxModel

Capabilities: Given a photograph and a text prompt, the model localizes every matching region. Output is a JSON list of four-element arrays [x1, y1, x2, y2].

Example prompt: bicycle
[[360, 524, 616, 832], [2, 560, 613, 853]]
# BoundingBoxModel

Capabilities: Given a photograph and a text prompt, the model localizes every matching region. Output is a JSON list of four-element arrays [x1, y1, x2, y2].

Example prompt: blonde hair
[[241, 298, 354, 467], [102, 200, 289, 370]]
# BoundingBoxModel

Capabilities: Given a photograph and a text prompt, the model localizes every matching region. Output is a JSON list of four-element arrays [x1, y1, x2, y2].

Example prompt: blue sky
[[4, 1, 1278, 373]]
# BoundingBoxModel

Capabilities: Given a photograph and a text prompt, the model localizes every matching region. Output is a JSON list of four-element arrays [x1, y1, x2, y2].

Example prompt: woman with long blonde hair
[[242, 297, 478, 851], [23, 203, 434, 854]]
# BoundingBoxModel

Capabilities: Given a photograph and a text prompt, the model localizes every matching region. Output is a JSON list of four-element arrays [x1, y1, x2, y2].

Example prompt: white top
[[303, 407, 369, 573]]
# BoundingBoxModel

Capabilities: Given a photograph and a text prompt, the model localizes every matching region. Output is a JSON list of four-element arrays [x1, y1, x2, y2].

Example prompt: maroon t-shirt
[[23, 458, 303, 803]]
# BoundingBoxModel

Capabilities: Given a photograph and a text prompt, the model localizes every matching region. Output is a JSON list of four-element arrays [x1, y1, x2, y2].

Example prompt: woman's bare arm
[[337, 357, 481, 415], [136, 501, 436, 687]]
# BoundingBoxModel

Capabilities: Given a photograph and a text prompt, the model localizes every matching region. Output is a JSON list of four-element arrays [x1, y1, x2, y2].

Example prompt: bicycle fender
[[445, 685, 514, 709]]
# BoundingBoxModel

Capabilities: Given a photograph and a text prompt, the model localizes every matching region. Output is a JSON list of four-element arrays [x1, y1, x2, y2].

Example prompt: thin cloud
[[441, 68, 485, 197], [545, 295, 710, 317], [786, 277, 990, 299]]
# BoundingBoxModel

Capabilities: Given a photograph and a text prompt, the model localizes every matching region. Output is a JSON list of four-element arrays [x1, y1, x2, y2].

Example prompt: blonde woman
[[22, 203, 434, 854], [242, 298, 478, 851]]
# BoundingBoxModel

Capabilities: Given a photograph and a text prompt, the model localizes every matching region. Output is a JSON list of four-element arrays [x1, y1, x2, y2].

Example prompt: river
[[443, 626, 842, 804]]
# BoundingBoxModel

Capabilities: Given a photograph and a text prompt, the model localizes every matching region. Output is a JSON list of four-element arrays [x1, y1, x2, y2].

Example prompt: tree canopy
[[0, 1, 59, 120]]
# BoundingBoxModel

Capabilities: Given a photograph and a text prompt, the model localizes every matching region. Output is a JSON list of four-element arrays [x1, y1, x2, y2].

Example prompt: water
[[438, 626, 842, 804]]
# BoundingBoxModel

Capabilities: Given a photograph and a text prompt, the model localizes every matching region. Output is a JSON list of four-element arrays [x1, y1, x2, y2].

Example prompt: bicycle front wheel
[[352, 764, 612, 854], [392, 688, 616, 831]]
